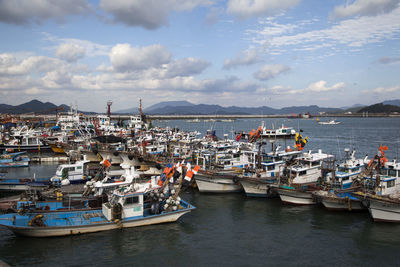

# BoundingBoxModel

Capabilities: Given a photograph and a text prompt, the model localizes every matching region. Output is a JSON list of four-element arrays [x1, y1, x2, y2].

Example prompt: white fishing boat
[[239, 148, 302, 197], [276, 149, 334, 205], [313, 149, 368, 211], [318, 119, 340, 125], [261, 124, 297, 139], [50, 156, 100, 185], [194, 149, 256, 193], [354, 156, 400, 222]]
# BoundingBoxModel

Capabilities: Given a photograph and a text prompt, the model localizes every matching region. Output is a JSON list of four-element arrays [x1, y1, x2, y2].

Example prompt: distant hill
[[145, 103, 342, 115], [3, 99, 399, 115], [144, 101, 195, 113], [358, 103, 400, 113], [0, 100, 91, 115], [382, 99, 400, 107]]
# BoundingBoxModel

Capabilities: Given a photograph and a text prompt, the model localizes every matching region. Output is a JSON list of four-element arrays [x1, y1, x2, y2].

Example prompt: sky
[[0, 0, 399, 113]]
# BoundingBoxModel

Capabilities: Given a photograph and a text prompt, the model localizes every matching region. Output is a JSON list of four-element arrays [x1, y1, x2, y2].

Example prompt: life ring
[[28, 214, 45, 227]]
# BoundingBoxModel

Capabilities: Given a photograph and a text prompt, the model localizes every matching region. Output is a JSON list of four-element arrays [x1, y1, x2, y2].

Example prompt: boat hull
[[277, 188, 315, 205], [368, 198, 400, 222], [240, 179, 277, 198], [2, 209, 192, 237], [0, 161, 29, 168], [321, 196, 364, 211], [195, 174, 242, 193]]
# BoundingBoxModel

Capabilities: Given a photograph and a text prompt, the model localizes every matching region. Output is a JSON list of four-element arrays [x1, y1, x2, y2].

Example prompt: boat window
[[77, 166, 82, 170], [68, 167, 75, 171], [387, 180, 395, 188], [267, 165, 275, 171], [125, 196, 139, 205], [388, 169, 397, 177], [380, 169, 388, 175], [312, 161, 320, 166], [299, 170, 307, 176]]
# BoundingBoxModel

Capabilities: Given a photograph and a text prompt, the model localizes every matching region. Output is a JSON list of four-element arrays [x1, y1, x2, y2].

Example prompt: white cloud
[[268, 80, 345, 95], [227, 0, 300, 19], [100, 0, 213, 29], [55, 43, 86, 62], [304, 80, 345, 92], [42, 33, 111, 58], [373, 85, 400, 93], [250, 6, 400, 53], [25, 87, 47, 95], [0, 53, 63, 75], [110, 43, 172, 72], [223, 48, 262, 69], [254, 64, 290, 81], [0, 0, 91, 24], [164, 58, 210, 78], [333, 0, 399, 19]]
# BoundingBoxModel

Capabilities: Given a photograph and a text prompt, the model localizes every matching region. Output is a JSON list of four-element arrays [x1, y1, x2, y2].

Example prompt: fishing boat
[[313, 149, 368, 211], [239, 148, 302, 197], [318, 119, 340, 125], [0, 135, 50, 152], [50, 156, 100, 185], [352, 152, 400, 222], [261, 124, 297, 139], [194, 150, 255, 193], [0, 187, 195, 237], [276, 149, 334, 205], [0, 152, 30, 168], [0, 162, 196, 237]]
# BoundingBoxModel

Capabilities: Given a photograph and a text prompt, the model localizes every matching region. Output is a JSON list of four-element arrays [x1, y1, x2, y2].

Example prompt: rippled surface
[[1, 118, 400, 266]]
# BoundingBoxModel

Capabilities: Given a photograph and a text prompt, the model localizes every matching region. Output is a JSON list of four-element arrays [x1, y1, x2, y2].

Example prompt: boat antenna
[[107, 100, 112, 118]]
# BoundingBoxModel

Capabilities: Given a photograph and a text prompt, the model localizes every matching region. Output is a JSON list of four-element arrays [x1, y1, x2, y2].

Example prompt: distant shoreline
[[8, 113, 400, 121]]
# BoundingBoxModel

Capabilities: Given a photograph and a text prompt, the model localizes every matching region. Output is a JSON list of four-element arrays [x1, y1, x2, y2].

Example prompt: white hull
[[0, 184, 32, 191], [195, 176, 242, 193], [277, 188, 315, 205], [4, 210, 191, 237], [240, 179, 275, 197], [368, 198, 400, 222]]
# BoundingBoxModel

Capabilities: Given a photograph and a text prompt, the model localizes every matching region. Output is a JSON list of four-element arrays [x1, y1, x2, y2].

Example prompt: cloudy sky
[[0, 0, 399, 112]]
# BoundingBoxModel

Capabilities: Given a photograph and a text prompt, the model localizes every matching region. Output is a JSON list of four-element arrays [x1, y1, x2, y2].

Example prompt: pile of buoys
[[164, 195, 181, 211]]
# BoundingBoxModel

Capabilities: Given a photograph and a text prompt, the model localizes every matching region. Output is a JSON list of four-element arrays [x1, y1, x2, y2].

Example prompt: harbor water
[[1, 117, 400, 266]]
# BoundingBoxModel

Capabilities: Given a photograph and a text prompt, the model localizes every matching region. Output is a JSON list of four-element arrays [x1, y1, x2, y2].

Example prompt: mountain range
[[1, 99, 400, 115]]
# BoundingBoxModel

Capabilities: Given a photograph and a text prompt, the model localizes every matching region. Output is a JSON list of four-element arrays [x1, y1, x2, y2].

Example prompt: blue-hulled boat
[[0, 187, 195, 237], [313, 149, 368, 211], [0, 152, 30, 168]]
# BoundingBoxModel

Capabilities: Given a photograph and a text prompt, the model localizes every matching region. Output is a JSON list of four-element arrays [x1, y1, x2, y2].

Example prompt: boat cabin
[[52, 156, 99, 183], [103, 191, 144, 220]]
